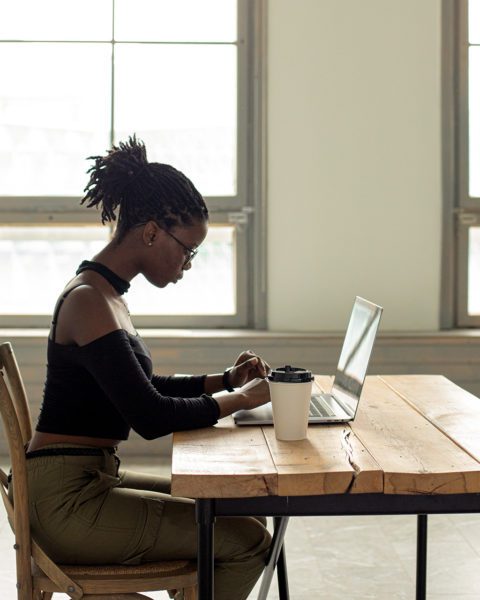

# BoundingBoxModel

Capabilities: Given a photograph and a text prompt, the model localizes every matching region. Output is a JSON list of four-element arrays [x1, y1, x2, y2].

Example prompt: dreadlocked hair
[[81, 135, 208, 240]]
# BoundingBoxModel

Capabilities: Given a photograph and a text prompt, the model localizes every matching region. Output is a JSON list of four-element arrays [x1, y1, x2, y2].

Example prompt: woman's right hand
[[213, 377, 270, 418]]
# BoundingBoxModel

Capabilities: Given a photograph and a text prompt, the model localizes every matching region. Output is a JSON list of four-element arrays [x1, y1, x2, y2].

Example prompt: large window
[[450, 0, 480, 326], [0, 0, 266, 328]]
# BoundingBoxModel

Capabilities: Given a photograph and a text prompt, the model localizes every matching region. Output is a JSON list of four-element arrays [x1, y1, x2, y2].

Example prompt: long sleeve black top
[[36, 329, 220, 440]]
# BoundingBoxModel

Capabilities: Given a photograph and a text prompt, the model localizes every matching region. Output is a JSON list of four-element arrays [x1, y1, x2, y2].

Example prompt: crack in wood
[[262, 475, 276, 495], [342, 429, 361, 493]]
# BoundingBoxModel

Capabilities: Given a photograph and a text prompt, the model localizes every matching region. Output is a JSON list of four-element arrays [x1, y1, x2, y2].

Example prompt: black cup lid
[[268, 365, 313, 383]]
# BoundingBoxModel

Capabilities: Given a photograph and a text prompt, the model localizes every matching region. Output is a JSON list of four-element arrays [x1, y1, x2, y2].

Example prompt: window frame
[[442, 0, 480, 328], [0, 0, 267, 329]]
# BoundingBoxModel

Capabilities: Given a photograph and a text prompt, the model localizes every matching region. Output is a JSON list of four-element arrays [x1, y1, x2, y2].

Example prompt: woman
[[25, 136, 272, 600]]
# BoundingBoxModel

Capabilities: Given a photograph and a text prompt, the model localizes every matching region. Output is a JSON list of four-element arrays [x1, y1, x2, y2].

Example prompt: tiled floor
[[1, 457, 480, 599]]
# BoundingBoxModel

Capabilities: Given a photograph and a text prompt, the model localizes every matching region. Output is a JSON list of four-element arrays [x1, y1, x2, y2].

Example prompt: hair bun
[[80, 134, 208, 239], [115, 135, 148, 174], [81, 134, 149, 224]]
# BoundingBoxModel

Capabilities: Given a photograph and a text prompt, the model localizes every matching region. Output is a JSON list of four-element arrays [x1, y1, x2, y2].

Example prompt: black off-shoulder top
[[37, 328, 220, 440]]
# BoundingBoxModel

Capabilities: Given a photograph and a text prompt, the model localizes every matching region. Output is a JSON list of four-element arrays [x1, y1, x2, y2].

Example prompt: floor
[[1, 457, 480, 599]]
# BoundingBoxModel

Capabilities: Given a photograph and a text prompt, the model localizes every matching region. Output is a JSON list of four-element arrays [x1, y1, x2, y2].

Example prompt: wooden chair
[[0, 341, 197, 600]]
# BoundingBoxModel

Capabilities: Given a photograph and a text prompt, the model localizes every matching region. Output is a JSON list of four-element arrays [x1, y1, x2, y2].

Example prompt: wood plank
[[381, 375, 480, 462], [258, 375, 381, 496], [171, 417, 277, 498], [350, 377, 480, 494], [318, 375, 382, 493], [262, 422, 383, 496]]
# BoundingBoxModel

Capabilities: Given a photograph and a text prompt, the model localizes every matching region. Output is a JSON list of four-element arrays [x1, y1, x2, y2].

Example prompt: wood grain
[[350, 377, 480, 494], [171, 375, 480, 499], [171, 417, 278, 498], [381, 375, 480, 463], [262, 423, 382, 495], [309, 376, 383, 494]]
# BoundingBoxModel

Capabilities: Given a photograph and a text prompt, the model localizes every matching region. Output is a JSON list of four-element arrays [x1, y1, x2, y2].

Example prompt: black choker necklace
[[76, 260, 130, 295]]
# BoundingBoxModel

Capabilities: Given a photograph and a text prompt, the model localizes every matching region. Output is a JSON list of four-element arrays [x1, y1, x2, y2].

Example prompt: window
[[0, 0, 266, 328], [448, 0, 480, 326]]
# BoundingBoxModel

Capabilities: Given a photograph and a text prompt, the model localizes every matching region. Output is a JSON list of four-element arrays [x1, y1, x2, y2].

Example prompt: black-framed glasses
[[163, 228, 198, 267]]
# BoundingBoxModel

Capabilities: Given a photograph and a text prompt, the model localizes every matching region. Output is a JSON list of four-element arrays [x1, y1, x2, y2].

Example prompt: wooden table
[[171, 375, 480, 599]]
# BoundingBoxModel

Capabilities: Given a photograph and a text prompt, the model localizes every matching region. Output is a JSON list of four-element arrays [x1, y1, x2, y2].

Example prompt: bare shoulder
[[53, 284, 122, 346]]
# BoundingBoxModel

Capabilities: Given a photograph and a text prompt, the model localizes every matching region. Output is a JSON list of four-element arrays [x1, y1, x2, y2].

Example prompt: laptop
[[233, 296, 383, 425]]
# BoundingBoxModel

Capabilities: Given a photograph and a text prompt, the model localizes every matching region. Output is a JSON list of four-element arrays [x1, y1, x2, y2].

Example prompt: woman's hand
[[204, 350, 271, 398], [214, 377, 271, 418], [228, 350, 270, 388], [238, 377, 271, 410]]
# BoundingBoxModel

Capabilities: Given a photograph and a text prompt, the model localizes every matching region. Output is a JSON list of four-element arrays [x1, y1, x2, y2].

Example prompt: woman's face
[[142, 219, 208, 288]]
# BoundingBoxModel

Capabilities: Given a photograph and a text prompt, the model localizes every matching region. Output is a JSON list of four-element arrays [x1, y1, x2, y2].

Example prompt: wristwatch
[[222, 368, 235, 392]]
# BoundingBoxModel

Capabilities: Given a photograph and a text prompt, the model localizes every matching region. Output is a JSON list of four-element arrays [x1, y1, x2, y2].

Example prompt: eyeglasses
[[163, 228, 198, 267]]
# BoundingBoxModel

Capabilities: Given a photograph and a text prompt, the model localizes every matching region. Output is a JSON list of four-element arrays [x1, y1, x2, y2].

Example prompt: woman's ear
[[142, 221, 158, 247]]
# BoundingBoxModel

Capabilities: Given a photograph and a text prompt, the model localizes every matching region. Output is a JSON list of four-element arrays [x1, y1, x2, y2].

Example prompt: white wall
[[267, 0, 442, 332]]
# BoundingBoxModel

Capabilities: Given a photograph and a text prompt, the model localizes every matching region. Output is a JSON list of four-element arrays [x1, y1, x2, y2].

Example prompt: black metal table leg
[[257, 516, 290, 600], [416, 514, 428, 600], [196, 499, 215, 600]]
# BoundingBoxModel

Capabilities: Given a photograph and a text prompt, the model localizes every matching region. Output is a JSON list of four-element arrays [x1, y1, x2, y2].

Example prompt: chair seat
[[76, 595, 152, 599], [33, 559, 197, 594], [58, 559, 195, 577]]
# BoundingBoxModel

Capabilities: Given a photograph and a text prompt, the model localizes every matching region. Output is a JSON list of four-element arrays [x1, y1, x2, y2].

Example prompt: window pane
[[0, 43, 111, 196], [114, 44, 237, 197], [0, 226, 110, 314], [470, 0, 480, 43], [127, 225, 235, 315], [115, 0, 236, 42], [469, 47, 480, 198], [0, 0, 112, 41], [468, 227, 480, 315]]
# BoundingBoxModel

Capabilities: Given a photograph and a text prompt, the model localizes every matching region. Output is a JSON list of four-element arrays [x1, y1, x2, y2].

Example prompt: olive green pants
[[21, 444, 271, 600]]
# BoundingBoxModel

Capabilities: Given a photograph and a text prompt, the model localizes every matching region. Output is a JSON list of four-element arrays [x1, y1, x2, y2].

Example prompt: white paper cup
[[268, 379, 312, 441]]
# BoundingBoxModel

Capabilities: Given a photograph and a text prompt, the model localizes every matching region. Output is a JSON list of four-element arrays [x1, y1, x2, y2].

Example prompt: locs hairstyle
[[81, 135, 208, 240]]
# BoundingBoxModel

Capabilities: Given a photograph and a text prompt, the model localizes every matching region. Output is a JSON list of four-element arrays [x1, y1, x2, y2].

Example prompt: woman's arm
[[151, 350, 270, 397], [204, 350, 270, 395], [77, 330, 220, 439], [150, 374, 207, 397], [77, 333, 271, 438], [212, 378, 270, 418]]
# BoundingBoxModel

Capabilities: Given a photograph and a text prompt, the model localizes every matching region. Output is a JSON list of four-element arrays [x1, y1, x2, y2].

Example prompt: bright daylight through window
[[468, 0, 480, 316], [0, 0, 246, 323], [453, 0, 480, 325]]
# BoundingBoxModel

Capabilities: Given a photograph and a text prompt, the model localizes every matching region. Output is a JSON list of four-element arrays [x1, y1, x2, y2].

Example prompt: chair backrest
[[0, 343, 32, 446], [0, 346, 34, 599], [0, 342, 84, 600]]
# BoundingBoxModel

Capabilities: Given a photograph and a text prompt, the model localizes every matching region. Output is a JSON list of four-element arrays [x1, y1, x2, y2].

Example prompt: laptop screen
[[331, 297, 383, 417]]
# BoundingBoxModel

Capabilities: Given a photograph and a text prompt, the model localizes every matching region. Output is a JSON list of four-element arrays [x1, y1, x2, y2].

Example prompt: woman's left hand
[[228, 350, 270, 388]]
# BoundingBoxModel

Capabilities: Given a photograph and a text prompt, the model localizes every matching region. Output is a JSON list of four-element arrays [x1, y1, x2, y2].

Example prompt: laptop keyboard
[[309, 394, 336, 418]]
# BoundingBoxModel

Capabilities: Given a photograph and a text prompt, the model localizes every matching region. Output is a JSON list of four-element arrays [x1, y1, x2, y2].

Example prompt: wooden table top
[[171, 375, 480, 499]]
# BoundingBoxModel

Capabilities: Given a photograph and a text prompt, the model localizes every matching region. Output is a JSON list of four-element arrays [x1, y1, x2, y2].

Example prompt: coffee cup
[[267, 365, 313, 441]]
